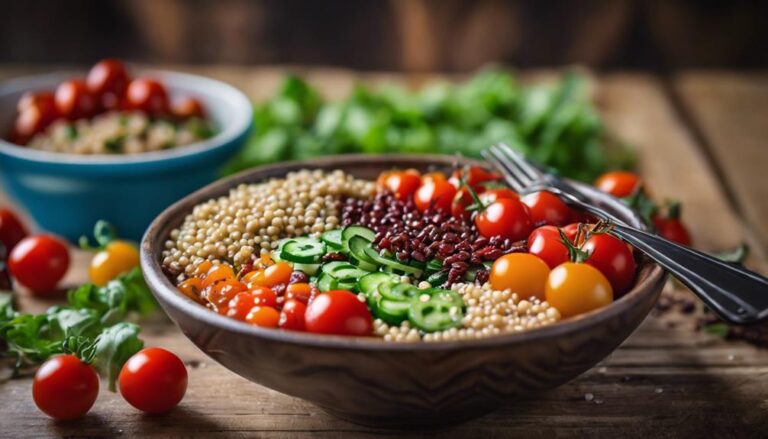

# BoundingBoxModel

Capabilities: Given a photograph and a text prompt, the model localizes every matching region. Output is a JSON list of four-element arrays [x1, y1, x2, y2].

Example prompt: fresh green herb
[[0, 268, 155, 389], [65, 124, 78, 140], [223, 69, 635, 181], [703, 322, 730, 338], [104, 135, 125, 153]]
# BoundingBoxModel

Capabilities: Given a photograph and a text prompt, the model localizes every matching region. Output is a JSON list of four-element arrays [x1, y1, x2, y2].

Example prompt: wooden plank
[[673, 71, 768, 254]]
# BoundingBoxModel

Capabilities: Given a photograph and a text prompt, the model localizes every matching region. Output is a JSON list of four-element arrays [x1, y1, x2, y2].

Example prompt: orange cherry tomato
[[202, 264, 235, 288], [594, 171, 641, 198], [178, 278, 204, 303], [260, 262, 292, 287], [414, 180, 457, 213], [246, 306, 281, 327], [545, 262, 613, 318], [173, 97, 205, 119], [489, 253, 550, 300], [194, 260, 213, 277], [422, 172, 447, 185], [285, 282, 313, 304], [207, 278, 245, 311]]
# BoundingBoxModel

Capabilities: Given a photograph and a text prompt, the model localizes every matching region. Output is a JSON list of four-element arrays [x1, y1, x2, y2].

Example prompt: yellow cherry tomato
[[89, 240, 140, 286], [545, 262, 613, 318], [489, 253, 550, 300]]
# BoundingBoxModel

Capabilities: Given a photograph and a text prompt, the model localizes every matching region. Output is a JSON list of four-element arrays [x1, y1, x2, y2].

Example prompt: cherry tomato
[[178, 278, 204, 303], [450, 187, 478, 220], [449, 166, 501, 189], [194, 260, 213, 277], [86, 59, 130, 109], [489, 253, 550, 300], [13, 94, 61, 144], [414, 180, 458, 213], [119, 347, 187, 414], [18, 91, 55, 113], [250, 285, 278, 307], [475, 198, 533, 241], [478, 188, 518, 205], [0, 208, 28, 252], [421, 172, 447, 186], [33, 354, 99, 420], [527, 226, 569, 269], [261, 262, 292, 287], [55, 79, 99, 120], [561, 223, 584, 244], [521, 191, 572, 226], [226, 291, 256, 320], [8, 235, 69, 295], [594, 171, 641, 198], [126, 78, 169, 115], [202, 264, 235, 288], [545, 262, 613, 318], [88, 240, 139, 286], [206, 278, 246, 312], [285, 282, 313, 304], [381, 170, 421, 200], [654, 217, 692, 246], [583, 233, 636, 295], [246, 306, 281, 327], [305, 290, 373, 336], [171, 96, 205, 119], [279, 299, 307, 331]]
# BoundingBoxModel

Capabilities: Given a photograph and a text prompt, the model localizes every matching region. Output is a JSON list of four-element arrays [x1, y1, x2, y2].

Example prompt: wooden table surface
[[0, 66, 767, 438]]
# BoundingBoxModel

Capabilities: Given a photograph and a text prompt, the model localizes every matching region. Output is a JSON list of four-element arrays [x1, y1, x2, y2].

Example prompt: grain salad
[[171, 165, 635, 341], [27, 111, 214, 155]]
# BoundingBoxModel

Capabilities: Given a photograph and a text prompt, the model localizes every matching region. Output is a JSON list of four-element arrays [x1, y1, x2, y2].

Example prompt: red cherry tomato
[[173, 97, 206, 119], [478, 188, 518, 205], [126, 78, 169, 115], [12, 92, 60, 144], [594, 171, 641, 198], [561, 223, 583, 244], [119, 347, 187, 414], [55, 79, 99, 120], [87, 59, 130, 110], [521, 191, 572, 227], [305, 290, 373, 336], [33, 354, 99, 420], [0, 208, 28, 252], [414, 180, 458, 213], [654, 216, 692, 246], [449, 166, 501, 189], [8, 235, 70, 295], [250, 285, 278, 307], [279, 299, 307, 331], [226, 291, 256, 320], [382, 170, 422, 200], [583, 233, 636, 296], [475, 198, 533, 241], [528, 226, 569, 269], [451, 187, 480, 220]]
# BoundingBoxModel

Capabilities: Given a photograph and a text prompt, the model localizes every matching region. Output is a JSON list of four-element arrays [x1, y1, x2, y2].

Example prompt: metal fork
[[483, 143, 768, 325]]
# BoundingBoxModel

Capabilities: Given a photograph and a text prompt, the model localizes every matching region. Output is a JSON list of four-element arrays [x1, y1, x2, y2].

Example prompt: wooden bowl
[[140, 155, 666, 428]]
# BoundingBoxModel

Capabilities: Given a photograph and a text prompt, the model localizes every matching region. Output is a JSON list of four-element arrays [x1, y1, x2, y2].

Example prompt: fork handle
[[609, 223, 768, 325]]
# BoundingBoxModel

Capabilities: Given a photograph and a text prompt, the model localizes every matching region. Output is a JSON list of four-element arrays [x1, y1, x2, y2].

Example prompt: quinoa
[[27, 111, 214, 155], [162, 169, 375, 279], [374, 282, 561, 342]]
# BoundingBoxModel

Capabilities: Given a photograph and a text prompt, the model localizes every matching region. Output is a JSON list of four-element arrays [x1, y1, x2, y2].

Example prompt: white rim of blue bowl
[[0, 69, 252, 165]]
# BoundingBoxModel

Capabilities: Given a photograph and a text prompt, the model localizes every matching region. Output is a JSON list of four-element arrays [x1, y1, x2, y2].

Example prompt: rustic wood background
[[2, 0, 767, 71], [0, 66, 767, 438]]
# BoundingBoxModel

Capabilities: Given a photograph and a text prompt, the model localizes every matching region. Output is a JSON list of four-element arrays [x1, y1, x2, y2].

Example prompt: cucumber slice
[[358, 273, 399, 297], [293, 262, 320, 276], [408, 292, 464, 332], [321, 261, 369, 282], [363, 247, 423, 277], [321, 261, 357, 274], [337, 279, 358, 291], [341, 225, 376, 253], [321, 229, 343, 250], [348, 236, 379, 270], [375, 298, 410, 325], [316, 272, 338, 292], [426, 271, 448, 287], [280, 237, 326, 263], [378, 282, 419, 302]]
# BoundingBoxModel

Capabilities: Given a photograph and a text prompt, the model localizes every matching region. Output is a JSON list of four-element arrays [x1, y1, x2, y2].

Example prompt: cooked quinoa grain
[[374, 282, 561, 342], [162, 169, 375, 278]]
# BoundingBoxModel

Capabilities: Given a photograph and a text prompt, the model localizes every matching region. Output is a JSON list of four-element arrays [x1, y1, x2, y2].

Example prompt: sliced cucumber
[[363, 247, 423, 277], [321, 229, 343, 250], [280, 237, 326, 263], [337, 279, 358, 291], [341, 225, 376, 253], [376, 298, 410, 325], [316, 272, 338, 292], [321, 261, 369, 282], [348, 236, 379, 271], [358, 273, 399, 298], [321, 261, 357, 274], [378, 282, 419, 302], [293, 262, 320, 276], [426, 270, 448, 287]]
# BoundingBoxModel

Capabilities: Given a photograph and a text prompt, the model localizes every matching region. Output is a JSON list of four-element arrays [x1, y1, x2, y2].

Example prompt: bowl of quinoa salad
[[0, 68, 251, 240], [141, 154, 665, 427]]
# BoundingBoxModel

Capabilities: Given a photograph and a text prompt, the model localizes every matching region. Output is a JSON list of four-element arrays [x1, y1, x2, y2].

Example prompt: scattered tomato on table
[[0, 207, 28, 253], [119, 347, 188, 414], [32, 354, 99, 420], [8, 235, 70, 295]]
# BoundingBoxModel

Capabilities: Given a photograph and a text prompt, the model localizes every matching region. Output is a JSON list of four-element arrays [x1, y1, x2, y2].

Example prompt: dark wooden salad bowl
[[141, 154, 666, 428]]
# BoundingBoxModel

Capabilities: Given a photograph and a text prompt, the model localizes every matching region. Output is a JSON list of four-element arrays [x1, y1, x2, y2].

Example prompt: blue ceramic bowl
[[0, 70, 252, 241]]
